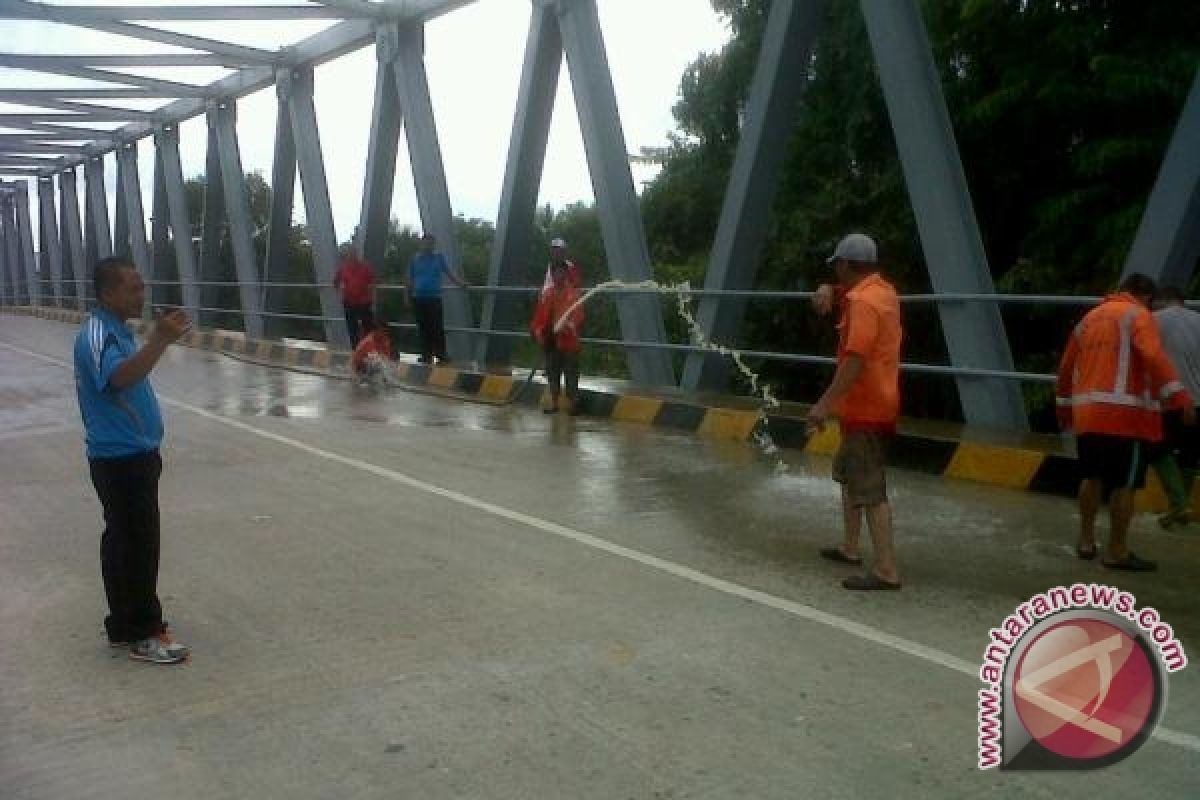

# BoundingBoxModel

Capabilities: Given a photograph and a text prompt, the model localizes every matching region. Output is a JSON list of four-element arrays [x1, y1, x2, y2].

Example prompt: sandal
[[1075, 544, 1097, 561], [842, 573, 902, 591], [1102, 552, 1157, 572], [819, 547, 862, 566]]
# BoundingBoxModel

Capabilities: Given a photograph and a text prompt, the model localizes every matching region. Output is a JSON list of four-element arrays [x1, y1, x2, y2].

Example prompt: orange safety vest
[[1055, 292, 1191, 441], [530, 283, 584, 354]]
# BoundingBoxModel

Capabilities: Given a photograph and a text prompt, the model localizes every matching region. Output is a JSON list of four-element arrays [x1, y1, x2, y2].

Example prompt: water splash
[[554, 279, 787, 472]]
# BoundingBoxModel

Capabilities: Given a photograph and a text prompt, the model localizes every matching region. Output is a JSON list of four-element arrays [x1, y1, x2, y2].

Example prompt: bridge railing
[[14, 276, 1199, 388]]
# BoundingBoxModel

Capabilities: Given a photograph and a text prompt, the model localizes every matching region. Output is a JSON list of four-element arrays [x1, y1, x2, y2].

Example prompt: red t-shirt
[[334, 257, 376, 306], [351, 330, 394, 372]]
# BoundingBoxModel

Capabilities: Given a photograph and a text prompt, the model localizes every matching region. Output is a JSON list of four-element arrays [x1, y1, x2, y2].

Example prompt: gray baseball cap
[[827, 233, 877, 264]]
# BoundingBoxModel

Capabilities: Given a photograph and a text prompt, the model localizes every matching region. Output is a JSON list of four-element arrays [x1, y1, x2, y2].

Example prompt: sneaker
[[1158, 509, 1192, 530], [129, 635, 189, 664], [157, 629, 190, 658]]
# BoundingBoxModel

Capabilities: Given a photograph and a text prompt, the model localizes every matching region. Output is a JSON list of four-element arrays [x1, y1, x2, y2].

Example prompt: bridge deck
[[2, 314, 1198, 798]]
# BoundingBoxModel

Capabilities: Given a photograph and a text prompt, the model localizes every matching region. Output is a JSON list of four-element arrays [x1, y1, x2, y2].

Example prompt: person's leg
[[864, 501, 898, 583], [344, 306, 360, 348], [91, 459, 133, 644], [564, 352, 580, 412], [431, 298, 448, 362], [1104, 439, 1156, 570], [414, 300, 433, 363], [1078, 478, 1102, 553], [1106, 487, 1135, 561], [124, 452, 165, 641], [839, 488, 863, 560], [545, 348, 563, 411]]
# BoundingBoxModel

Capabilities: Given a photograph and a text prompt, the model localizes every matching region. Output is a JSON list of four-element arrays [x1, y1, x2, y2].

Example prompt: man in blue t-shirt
[[73, 257, 191, 665], [406, 233, 467, 364]]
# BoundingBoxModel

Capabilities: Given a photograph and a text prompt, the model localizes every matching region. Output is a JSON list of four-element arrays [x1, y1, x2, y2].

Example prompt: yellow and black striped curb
[[7, 304, 1194, 514]]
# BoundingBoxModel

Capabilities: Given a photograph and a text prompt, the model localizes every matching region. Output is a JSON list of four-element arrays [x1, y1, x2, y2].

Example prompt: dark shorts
[[1157, 408, 1200, 471], [1076, 434, 1150, 494], [832, 431, 889, 507]]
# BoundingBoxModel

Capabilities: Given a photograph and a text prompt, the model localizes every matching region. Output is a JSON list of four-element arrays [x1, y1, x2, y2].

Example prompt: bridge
[[2, 1, 1200, 797]]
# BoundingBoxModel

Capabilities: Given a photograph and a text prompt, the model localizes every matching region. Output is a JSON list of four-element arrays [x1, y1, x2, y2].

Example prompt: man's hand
[[151, 309, 191, 345], [806, 397, 831, 435], [812, 284, 836, 317]]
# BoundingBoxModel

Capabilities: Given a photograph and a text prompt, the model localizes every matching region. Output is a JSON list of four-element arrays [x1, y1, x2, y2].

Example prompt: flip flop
[[1075, 544, 1097, 561], [842, 573, 902, 591], [1102, 552, 1157, 572], [819, 547, 863, 566]]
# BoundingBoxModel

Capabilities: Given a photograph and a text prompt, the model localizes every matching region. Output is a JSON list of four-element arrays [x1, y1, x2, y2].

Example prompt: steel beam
[[83, 154, 112, 262], [0, 205, 8, 304], [0, 97, 156, 117], [478, 1, 561, 367], [356, 26, 403, 275], [154, 124, 199, 318], [0, 61, 211, 96], [59, 169, 85, 306], [0, 0, 277, 65], [199, 117, 225, 321], [2, 196, 23, 303], [113, 154, 129, 258], [14, 183, 39, 305], [0, 112, 155, 124], [37, 177, 63, 303], [0, 5, 363, 21], [263, 94, 297, 338], [150, 144, 170, 309], [0, 155, 69, 168], [0, 142, 89, 155], [116, 142, 151, 285], [280, 66, 346, 347], [1122, 67, 1200, 290], [210, 101, 264, 338], [557, 0, 673, 386], [860, 0, 1026, 430], [392, 23, 475, 361], [682, 0, 826, 391]]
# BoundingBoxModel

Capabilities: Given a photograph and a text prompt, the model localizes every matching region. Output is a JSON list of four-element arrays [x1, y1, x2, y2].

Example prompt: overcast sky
[[0, 1, 730, 248]]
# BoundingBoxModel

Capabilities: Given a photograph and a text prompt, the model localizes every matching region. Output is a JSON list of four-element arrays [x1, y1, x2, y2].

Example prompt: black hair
[[1156, 285, 1186, 306], [93, 256, 136, 298], [1119, 272, 1157, 298]]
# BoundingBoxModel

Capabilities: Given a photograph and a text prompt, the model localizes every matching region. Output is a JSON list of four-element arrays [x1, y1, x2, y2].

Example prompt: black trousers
[[545, 346, 580, 399], [413, 297, 448, 362], [343, 304, 374, 348], [89, 451, 165, 642]]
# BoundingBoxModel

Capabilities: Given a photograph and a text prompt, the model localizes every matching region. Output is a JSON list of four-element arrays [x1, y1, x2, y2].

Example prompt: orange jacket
[[834, 273, 903, 432], [1056, 293, 1191, 441], [530, 284, 584, 354]]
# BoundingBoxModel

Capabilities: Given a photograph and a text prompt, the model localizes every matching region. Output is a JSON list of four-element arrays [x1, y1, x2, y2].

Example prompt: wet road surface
[[2, 313, 1199, 799]]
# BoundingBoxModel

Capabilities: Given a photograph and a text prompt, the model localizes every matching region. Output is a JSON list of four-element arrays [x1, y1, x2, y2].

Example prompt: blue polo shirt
[[73, 308, 164, 459], [409, 252, 450, 299]]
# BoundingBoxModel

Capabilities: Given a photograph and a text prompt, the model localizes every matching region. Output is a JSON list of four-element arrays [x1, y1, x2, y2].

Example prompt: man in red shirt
[[808, 233, 904, 590], [333, 244, 377, 347]]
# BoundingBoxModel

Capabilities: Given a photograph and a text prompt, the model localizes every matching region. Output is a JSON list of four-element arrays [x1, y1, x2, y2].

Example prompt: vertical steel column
[[116, 142, 152, 288], [83, 154, 112, 261], [478, 2, 562, 367], [200, 113, 226, 322], [281, 66, 351, 348], [357, 25, 403, 274], [2, 197, 22, 305], [556, 0, 674, 386], [15, 184, 39, 307], [859, 0, 1026, 430], [151, 142, 171, 309], [38, 177, 63, 306], [263, 92, 298, 339], [59, 169, 86, 308], [113, 155, 130, 259], [210, 99, 265, 338], [392, 24, 474, 361], [1122, 68, 1200, 290], [681, 0, 826, 391], [0, 199, 8, 306], [155, 124, 201, 320]]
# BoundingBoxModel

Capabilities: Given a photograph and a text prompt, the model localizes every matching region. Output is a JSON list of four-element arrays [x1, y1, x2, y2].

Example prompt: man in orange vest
[[1056, 273, 1195, 571], [808, 233, 904, 590]]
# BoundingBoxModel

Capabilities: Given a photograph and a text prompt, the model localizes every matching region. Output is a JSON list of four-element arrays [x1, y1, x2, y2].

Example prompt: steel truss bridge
[[0, 0, 1196, 432]]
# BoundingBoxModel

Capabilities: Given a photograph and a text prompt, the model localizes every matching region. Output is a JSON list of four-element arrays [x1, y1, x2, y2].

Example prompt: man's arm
[[806, 355, 864, 431], [1055, 331, 1079, 430], [441, 256, 467, 289], [110, 310, 190, 389]]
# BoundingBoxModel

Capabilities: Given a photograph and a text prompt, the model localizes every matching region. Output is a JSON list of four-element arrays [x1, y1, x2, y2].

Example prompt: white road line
[[5, 337, 1199, 755]]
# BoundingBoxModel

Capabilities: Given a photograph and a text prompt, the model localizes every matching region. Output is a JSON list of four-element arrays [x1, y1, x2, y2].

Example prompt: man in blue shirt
[[74, 257, 191, 665], [406, 233, 467, 364]]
